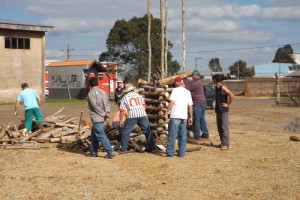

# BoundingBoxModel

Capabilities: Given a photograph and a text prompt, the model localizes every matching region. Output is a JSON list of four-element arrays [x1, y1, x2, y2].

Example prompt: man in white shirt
[[164, 77, 193, 157]]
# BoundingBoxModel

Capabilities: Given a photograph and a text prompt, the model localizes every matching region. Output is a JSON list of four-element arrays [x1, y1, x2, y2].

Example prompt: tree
[[272, 44, 296, 64], [208, 58, 222, 72], [99, 14, 180, 81], [228, 60, 254, 79]]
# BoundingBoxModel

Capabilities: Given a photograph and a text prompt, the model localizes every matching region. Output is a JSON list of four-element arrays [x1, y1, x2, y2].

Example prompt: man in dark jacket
[[115, 78, 124, 107]]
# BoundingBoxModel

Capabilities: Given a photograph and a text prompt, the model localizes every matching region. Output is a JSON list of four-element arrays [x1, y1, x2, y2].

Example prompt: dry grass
[[0, 99, 299, 200]]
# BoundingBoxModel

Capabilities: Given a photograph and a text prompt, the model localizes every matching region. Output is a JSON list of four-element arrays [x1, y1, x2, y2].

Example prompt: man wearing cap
[[185, 70, 210, 140], [119, 83, 156, 152], [115, 78, 124, 107], [165, 76, 193, 157]]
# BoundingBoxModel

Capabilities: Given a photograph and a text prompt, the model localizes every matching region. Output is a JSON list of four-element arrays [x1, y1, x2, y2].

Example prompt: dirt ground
[[0, 97, 299, 200]]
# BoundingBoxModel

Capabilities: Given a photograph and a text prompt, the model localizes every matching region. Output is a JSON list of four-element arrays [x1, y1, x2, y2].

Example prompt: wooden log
[[49, 138, 61, 143], [20, 127, 53, 142], [44, 115, 66, 124], [0, 128, 7, 139], [138, 79, 148, 85], [138, 88, 145, 93], [158, 70, 193, 85], [157, 111, 165, 116], [128, 138, 143, 152], [55, 123, 78, 129], [141, 85, 156, 91], [34, 138, 50, 143], [60, 135, 76, 143], [158, 119, 169, 124], [149, 123, 168, 130], [39, 128, 62, 139], [140, 91, 169, 97], [144, 98, 168, 105], [51, 129, 78, 138], [146, 105, 167, 112], [79, 131, 91, 140], [155, 88, 166, 92], [147, 114, 165, 120], [47, 107, 65, 118], [290, 136, 300, 142]]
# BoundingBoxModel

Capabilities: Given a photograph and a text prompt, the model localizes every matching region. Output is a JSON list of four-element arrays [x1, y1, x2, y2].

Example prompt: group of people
[[165, 70, 234, 157], [14, 70, 234, 159], [87, 69, 234, 158]]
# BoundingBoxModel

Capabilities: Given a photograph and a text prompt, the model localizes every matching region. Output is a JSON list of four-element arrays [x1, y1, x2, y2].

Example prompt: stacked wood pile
[[0, 108, 91, 149]]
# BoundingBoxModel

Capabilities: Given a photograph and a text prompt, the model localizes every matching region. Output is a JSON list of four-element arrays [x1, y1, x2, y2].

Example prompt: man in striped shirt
[[119, 84, 156, 152]]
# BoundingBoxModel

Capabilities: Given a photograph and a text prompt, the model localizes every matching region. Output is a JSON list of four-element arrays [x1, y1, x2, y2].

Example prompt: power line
[[172, 42, 300, 54]]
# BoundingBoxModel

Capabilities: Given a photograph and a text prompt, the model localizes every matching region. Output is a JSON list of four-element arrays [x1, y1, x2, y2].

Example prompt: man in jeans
[[119, 83, 156, 152], [87, 77, 115, 158], [165, 77, 193, 157], [186, 70, 210, 140], [14, 83, 43, 133]]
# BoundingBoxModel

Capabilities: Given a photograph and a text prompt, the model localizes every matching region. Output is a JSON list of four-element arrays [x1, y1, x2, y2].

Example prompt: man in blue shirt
[[14, 83, 43, 133]]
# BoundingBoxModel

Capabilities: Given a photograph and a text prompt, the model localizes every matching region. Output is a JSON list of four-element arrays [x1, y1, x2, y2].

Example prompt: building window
[[4, 37, 30, 49]]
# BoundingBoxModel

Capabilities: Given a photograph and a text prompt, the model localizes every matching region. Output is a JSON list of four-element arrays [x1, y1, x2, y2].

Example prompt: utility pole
[[164, 0, 168, 77], [237, 60, 240, 79], [160, 0, 165, 79], [66, 32, 75, 60], [194, 57, 202, 70], [182, 0, 186, 72], [147, 0, 152, 83]]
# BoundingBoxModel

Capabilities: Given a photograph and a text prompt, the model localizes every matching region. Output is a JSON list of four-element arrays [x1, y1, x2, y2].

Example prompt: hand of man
[[188, 118, 193, 125], [105, 112, 110, 118], [164, 113, 169, 120], [14, 111, 18, 117]]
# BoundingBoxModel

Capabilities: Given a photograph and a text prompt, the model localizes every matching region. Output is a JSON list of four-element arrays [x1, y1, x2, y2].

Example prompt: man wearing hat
[[119, 83, 156, 152], [185, 70, 210, 140], [115, 78, 125, 107], [165, 76, 193, 157]]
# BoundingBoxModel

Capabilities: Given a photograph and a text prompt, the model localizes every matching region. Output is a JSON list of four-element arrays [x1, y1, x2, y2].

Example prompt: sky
[[1, 0, 300, 72]]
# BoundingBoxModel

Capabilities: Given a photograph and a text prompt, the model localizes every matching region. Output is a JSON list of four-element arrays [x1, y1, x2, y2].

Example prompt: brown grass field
[[0, 97, 299, 200]]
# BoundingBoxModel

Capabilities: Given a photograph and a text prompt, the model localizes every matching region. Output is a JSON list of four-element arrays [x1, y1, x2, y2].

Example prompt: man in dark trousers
[[185, 70, 210, 140], [87, 77, 115, 158], [213, 74, 234, 150], [115, 78, 124, 107]]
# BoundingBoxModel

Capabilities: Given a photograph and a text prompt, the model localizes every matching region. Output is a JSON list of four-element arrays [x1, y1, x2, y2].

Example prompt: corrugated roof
[[47, 59, 96, 67], [286, 71, 300, 77], [0, 19, 53, 32]]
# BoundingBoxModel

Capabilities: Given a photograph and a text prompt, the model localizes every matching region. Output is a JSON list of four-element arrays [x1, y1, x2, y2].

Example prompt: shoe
[[86, 153, 98, 157], [104, 152, 116, 158], [145, 149, 159, 153], [220, 146, 229, 150]]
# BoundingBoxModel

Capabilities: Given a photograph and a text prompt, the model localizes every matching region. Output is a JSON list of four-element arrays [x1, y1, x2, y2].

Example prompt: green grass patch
[[44, 98, 88, 103]]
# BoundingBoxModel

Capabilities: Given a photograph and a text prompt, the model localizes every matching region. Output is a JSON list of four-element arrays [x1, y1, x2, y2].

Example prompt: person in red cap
[[185, 70, 210, 140], [164, 76, 193, 157]]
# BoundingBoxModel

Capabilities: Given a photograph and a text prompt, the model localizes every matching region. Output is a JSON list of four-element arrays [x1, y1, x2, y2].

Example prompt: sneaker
[[104, 152, 116, 158]]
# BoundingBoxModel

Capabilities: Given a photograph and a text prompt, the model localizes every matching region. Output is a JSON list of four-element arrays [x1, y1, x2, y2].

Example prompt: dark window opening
[[12, 37, 17, 49], [18, 38, 24, 49], [4, 36, 30, 49], [24, 38, 30, 49], [5, 37, 11, 48]]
